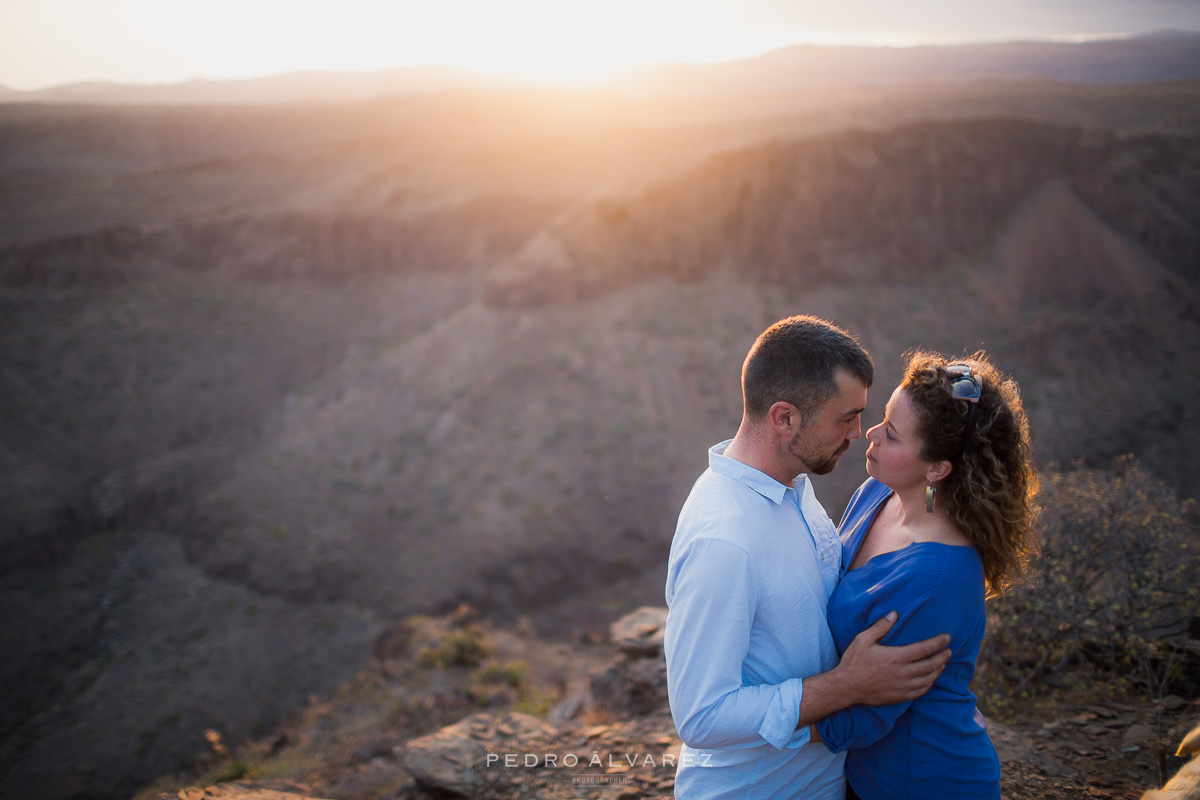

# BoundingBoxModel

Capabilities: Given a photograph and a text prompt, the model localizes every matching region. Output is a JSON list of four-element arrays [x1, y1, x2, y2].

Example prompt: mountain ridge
[[4, 31, 1200, 106]]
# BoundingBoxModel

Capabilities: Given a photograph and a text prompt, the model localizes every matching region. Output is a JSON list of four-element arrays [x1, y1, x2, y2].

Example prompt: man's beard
[[790, 433, 850, 476]]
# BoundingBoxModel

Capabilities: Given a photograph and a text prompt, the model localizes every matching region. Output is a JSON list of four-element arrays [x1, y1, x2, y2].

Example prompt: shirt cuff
[[758, 677, 809, 750]]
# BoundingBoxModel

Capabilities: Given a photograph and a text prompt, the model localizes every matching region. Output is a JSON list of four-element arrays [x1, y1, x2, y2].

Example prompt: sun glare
[[4, 0, 1200, 91], [9, 0, 781, 91], [369, 0, 759, 85]]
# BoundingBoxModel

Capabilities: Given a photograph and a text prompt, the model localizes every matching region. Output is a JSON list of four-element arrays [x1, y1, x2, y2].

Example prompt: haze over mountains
[[3, 30, 1200, 105], [2, 34, 1200, 799]]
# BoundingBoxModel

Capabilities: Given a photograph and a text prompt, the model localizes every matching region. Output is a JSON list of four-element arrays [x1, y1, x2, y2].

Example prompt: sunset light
[[371, 0, 765, 84], [1, 0, 788, 90], [3, 0, 1199, 91]]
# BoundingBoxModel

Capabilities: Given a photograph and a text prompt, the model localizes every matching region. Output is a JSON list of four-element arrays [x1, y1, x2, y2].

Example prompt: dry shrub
[[412, 604, 495, 668], [469, 660, 528, 706], [415, 628, 493, 668], [982, 456, 1199, 698]]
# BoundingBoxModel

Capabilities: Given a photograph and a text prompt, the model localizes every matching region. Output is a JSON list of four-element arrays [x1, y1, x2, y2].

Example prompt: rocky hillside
[[179, 116, 1200, 623], [2, 81, 1199, 798], [139, 607, 1200, 800], [487, 118, 1200, 304]]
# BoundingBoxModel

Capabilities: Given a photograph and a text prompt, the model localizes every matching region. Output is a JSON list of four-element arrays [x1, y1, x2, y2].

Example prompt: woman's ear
[[926, 460, 952, 485]]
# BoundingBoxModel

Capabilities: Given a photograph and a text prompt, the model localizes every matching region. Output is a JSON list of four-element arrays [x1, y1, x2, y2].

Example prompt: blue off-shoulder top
[[816, 478, 1000, 800]]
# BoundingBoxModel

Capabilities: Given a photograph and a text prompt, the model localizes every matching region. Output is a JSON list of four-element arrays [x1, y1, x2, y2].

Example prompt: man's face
[[788, 369, 868, 476]]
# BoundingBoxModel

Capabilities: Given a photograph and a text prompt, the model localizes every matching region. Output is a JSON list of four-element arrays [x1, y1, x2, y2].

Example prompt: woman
[[814, 351, 1038, 800]]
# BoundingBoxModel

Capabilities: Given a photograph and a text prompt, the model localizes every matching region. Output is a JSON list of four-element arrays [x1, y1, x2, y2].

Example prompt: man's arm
[[796, 611, 951, 728], [666, 537, 807, 751]]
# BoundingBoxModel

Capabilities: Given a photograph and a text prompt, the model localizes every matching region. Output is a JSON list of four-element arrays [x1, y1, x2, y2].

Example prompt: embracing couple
[[664, 315, 1038, 800]]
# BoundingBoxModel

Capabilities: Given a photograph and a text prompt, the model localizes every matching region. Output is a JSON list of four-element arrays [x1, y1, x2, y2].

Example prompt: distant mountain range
[[3, 30, 1200, 105], [618, 29, 1200, 97], [0, 64, 505, 105]]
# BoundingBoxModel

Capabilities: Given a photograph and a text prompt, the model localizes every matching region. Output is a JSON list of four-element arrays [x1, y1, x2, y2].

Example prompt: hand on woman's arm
[[795, 609, 951, 729], [815, 597, 966, 752]]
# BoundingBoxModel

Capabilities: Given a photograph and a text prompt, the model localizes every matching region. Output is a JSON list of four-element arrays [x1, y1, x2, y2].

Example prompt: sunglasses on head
[[946, 363, 981, 458]]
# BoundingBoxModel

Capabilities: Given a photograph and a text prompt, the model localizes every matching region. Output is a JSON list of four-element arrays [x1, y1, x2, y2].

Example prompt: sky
[[2, 0, 1200, 91]]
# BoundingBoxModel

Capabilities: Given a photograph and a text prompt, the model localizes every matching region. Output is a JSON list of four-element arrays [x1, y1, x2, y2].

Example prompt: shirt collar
[[708, 439, 808, 505]]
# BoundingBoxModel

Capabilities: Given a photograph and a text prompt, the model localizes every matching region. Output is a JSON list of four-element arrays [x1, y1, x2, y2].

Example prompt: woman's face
[[865, 386, 935, 491]]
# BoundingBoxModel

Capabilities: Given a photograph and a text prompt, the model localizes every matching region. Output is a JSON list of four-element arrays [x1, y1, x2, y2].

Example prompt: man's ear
[[767, 401, 801, 435], [926, 460, 952, 485]]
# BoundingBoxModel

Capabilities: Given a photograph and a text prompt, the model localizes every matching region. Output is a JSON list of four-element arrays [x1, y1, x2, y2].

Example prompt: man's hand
[[836, 611, 951, 706], [795, 610, 952, 728]]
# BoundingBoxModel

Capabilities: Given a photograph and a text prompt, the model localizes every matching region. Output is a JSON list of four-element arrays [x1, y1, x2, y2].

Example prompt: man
[[664, 316, 951, 799]]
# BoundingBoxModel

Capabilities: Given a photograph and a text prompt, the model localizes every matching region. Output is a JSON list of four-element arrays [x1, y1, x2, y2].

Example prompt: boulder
[[398, 712, 557, 797], [1122, 723, 1154, 750], [163, 781, 331, 800], [609, 607, 668, 658], [588, 656, 669, 719]]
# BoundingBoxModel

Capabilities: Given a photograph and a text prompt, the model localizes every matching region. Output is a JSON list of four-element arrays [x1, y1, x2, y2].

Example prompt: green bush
[[471, 660, 527, 689], [415, 626, 493, 668], [469, 660, 528, 707], [214, 761, 249, 783], [983, 456, 1198, 697]]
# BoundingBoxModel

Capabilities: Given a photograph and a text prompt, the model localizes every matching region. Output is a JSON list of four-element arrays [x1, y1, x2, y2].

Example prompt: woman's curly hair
[[902, 350, 1039, 596]]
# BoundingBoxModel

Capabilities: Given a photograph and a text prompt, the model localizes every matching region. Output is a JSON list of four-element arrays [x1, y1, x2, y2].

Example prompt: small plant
[[513, 686, 558, 717], [214, 761, 249, 783], [416, 627, 493, 668], [470, 660, 528, 707], [241, 751, 322, 780], [472, 660, 527, 689]]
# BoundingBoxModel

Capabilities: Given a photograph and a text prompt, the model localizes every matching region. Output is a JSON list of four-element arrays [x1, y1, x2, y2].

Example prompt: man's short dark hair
[[742, 315, 874, 424]]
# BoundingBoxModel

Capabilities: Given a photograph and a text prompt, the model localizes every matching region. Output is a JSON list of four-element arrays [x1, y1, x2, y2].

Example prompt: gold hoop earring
[[925, 485, 936, 514]]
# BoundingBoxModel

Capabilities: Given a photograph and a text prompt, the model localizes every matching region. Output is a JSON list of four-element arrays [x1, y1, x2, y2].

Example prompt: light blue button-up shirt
[[665, 440, 846, 800]]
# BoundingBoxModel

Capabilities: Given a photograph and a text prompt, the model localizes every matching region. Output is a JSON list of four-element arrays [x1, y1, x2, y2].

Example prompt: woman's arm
[[816, 594, 969, 752]]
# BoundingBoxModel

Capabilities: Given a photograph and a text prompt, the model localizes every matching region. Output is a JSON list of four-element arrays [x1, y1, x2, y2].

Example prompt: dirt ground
[[145, 609, 1199, 800], [992, 688, 1198, 800]]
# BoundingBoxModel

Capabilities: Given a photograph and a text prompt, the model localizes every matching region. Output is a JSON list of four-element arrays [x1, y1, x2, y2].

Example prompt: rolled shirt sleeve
[[666, 537, 810, 751]]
